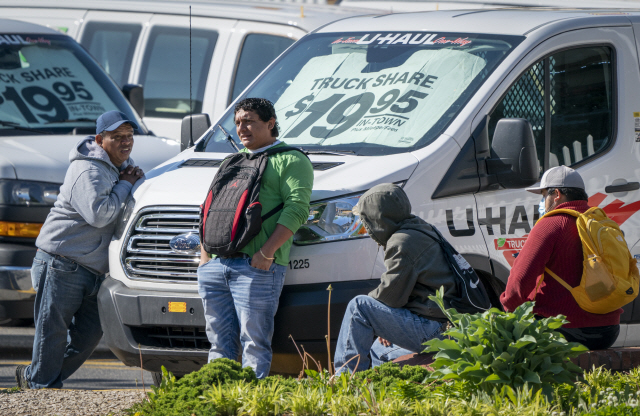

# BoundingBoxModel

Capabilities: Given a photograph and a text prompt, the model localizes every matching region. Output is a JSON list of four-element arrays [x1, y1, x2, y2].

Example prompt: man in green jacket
[[198, 98, 313, 379], [334, 183, 455, 375]]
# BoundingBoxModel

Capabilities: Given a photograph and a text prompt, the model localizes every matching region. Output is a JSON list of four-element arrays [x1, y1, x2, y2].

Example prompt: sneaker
[[15, 365, 30, 389]]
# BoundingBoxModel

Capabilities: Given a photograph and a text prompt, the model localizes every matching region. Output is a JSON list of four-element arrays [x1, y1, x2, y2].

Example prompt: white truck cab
[[0, 19, 179, 325], [101, 9, 640, 376]]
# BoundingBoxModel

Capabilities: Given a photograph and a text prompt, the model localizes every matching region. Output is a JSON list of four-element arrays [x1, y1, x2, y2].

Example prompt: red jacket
[[500, 200, 622, 328]]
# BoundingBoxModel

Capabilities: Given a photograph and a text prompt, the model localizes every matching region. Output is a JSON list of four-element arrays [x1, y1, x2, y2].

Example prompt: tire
[[151, 371, 163, 387], [0, 318, 34, 327]]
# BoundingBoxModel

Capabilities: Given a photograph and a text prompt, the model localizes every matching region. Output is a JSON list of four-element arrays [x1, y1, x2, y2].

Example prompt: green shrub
[[354, 362, 431, 386], [424, 287, 587, 397], [127, 358, 257, 416]]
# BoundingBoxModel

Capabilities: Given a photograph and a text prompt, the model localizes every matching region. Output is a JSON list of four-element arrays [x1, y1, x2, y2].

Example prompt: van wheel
[[476, 271, 506, 311], [151, 371, 183, 387], [151, 371, 163, 387], [0, 318, 34, 327]]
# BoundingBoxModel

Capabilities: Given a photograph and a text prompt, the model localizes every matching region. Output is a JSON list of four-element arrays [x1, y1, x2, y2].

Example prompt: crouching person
[[334, 183, 457, 376], [501, 166, 624, 350], [15, 111, 144, 389]]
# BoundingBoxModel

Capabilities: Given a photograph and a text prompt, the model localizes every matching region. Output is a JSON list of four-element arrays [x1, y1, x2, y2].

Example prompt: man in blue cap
[[15, 111, 144, 389]]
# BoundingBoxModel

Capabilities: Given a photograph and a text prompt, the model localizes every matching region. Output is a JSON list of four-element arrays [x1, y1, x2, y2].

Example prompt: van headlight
[[293, 195, 368, 245], [0, 179, 60, 206], [114, 196, 136, 240]]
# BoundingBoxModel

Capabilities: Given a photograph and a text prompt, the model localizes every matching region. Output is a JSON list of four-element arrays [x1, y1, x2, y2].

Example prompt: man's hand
[[120, 165, 144, 185], [251, 248, 273, 271], [378, 337, 392, 347]]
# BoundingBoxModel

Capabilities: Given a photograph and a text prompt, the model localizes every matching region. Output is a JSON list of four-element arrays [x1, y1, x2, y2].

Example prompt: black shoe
[[15, 364, 30, 389]]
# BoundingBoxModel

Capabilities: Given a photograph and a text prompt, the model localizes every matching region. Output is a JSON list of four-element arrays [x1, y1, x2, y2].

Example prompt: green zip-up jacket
[[238, 142, 314, 266], [356, 183, 457, 321]]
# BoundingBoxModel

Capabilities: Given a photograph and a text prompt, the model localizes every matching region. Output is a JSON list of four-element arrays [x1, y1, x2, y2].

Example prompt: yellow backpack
[[538, 207, 639, 314]]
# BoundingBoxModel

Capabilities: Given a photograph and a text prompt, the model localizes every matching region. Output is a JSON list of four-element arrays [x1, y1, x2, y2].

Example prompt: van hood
[[0, 135, 180, 183], [130, 150, 420, 209]]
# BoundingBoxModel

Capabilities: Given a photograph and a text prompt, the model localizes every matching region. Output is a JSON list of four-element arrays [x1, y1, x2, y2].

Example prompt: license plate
[[168, 302, 187, 313]]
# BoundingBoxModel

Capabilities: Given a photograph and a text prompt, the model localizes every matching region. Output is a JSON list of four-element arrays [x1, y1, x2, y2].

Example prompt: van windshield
[[0, 33, 145, 135], [202, 32, 522, 155]]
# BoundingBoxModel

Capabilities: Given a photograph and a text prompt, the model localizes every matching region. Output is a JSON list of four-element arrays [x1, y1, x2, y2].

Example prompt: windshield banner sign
[[0, 43, 117, 126], [275, 41, 486, 148]]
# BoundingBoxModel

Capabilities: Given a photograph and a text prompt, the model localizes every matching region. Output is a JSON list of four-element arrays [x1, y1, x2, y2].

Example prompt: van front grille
[[130, 326, 210, 350], [122, 206, 200, 282]]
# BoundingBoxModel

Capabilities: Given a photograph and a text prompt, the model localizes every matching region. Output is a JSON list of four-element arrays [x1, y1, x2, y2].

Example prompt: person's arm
[[69, 167, 140, 228], [251, 153, 313, 270], [250, 224, 293, 270], [500, 218, 557, 312], [368, 235, 442, 308]]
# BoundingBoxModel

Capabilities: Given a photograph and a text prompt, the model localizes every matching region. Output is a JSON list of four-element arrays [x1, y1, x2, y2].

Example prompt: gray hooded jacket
[[356, 183, 457, 321], [36, 136, 134, 274]]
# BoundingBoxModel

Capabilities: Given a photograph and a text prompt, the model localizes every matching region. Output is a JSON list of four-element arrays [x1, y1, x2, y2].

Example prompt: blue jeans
[[334, 295, 445, 376], [197, 256, 286, 379], [26, 250, 104, 389]]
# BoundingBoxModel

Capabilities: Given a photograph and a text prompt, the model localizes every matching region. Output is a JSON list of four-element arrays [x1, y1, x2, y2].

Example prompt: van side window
[[488, 46, 613, 174], [230, 34, 294, 103], [81, 22, 141, 88], [139, 26, 218, 119]]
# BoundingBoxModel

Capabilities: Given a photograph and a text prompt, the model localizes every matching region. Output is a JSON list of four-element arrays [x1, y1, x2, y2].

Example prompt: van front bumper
[[97, 275, 378, 375]]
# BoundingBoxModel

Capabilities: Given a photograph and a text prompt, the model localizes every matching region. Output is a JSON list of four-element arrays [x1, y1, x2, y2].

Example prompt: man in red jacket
[[500, 166, 621, 350]]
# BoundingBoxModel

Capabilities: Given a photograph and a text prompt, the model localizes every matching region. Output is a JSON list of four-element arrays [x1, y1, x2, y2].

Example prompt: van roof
[[0, 18, 62, 34], [0, 0, 380, 33], [317, 8, 640, 36]]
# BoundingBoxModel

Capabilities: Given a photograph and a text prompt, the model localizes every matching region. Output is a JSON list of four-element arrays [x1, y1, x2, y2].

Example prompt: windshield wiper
[[0, 119, 53, 134], [300, 148, 356, 156], [217, 124, 241, 152], [45, 118, 96, 124]]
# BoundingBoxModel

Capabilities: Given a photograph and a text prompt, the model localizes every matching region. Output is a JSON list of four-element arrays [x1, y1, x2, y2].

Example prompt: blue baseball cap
[[96, 111, 139, 135]]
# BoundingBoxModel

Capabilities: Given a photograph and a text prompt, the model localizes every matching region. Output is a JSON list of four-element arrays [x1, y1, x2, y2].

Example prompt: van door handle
[[605, 182, 640, 193]]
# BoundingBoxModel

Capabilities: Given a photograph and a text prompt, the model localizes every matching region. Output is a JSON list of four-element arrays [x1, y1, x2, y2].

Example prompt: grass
[[123, 361, 640, 416]]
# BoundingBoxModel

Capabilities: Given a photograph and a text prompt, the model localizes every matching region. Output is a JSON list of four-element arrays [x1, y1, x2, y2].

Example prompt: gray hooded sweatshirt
[[36, 136, 134, 275], [356, 183, 457, 321]]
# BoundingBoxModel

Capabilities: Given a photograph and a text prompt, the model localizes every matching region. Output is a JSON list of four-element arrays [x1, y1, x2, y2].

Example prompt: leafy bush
[[424, 287, 587, 397], [354, 362, 431, 386], [129, 358, 257, 416]]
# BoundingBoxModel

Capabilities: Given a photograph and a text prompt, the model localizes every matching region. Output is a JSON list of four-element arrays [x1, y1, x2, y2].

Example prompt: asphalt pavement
[[0, 326, 154, 390]]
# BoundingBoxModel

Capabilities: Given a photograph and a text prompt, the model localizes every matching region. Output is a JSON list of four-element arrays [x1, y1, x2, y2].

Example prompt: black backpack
[[199, 146, 307, 257], [418, 226, 492, 314]]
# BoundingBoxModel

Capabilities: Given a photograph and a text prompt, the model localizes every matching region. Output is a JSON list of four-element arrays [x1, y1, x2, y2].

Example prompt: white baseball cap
[[525, 166, 585, 194]]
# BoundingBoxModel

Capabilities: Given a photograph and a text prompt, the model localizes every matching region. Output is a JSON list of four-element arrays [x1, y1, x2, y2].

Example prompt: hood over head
[[70, 136, 133, 171], [355, 183, 413, 246]]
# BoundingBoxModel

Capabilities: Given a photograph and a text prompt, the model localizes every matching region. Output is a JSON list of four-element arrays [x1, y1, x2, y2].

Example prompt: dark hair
[[547, 187, 589, 202], [234, 98, 279, 137]]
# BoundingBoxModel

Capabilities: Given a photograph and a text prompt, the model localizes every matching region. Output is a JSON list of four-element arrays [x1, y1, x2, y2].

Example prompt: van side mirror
[[181, 114, 211, 151], [486, 118, 539, 188], [122, 84, 145, 118]]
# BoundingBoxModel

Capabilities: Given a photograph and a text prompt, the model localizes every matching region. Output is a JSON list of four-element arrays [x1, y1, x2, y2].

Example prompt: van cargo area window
[[81, 22, 141, 88], [201, 32, 523, 156], [0, 33, 145, 135], [139, 26, 217, 119], [489, 46, 613, 173], [230, 34, 295, 104]]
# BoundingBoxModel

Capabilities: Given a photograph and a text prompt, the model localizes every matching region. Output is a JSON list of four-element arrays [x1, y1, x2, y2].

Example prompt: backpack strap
[[540, 208, 581, 220], [544, 267, 573, 291], [261, 203, 284, 221]]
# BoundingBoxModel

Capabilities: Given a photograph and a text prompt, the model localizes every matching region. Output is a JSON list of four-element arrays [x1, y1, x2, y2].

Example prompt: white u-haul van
[[99, 8, 640, 377]]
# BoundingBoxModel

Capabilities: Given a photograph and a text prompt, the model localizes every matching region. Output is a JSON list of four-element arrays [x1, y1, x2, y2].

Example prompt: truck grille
[[122, 206, 200, 282], [130, 326, 210, 350]]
